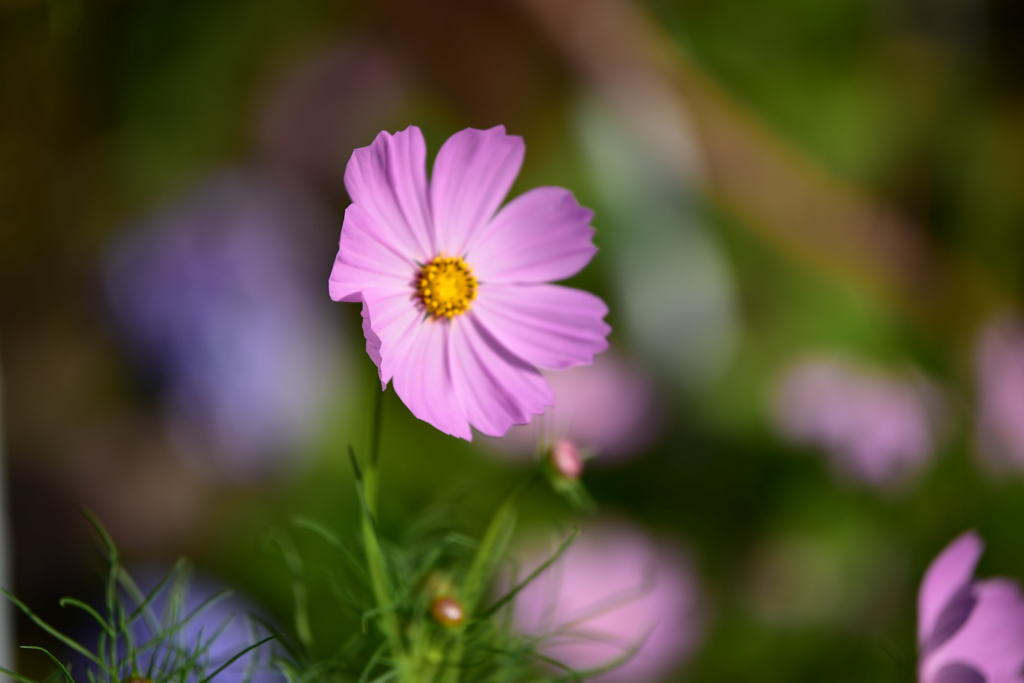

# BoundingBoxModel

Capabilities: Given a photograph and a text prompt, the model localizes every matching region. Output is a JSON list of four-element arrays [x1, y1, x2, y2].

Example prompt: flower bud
[[430, 595, 464, 628], [550, 439, 583, 479]]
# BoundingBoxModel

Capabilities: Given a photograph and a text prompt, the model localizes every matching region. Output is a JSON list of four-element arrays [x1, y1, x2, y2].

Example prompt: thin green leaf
[[196, 635, 274, 683], [356, 642, 388, 683], [247, 614, 300, 661], [460, 496, 517, 616], [558, 632, 646, 678], [349, 446, 403, 661], [136, 588, 233, 653], [19, 646, 73, 683], [122, 559, 187, 629], [0, 665, 41, 683], [369, 385, 384, 467], [441, 485, 522, 683], [481, 528, 579, 618], [0, 589, 111, 673], [58, 597, 114, 637], [80, 510, 121, 669], [289, 515, 365, 577], [268, 530, 313, 652]]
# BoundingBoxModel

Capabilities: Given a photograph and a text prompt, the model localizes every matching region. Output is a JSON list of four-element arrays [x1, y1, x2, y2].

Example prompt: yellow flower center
[[416, 255, 478, 319]]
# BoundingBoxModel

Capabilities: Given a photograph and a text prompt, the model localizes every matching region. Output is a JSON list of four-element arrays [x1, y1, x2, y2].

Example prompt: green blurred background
[[2, 0, 1023, 680]]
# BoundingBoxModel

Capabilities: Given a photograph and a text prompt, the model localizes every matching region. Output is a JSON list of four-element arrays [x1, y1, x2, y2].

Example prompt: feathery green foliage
[[265, 439, 594, 683], [0, 514, 274, 682]]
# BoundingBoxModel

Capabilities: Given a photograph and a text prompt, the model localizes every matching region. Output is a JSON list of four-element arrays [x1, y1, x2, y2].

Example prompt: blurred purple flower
[[82, 569, 282, 682], [774, 355, 943, 489], [975, 316, 1024, 472], [255, 42, 407, 188], [512, 521, 704, 682], [104, 169, 342, 479], [918, 532, 1024, 683], [486, 352, 662, 463]]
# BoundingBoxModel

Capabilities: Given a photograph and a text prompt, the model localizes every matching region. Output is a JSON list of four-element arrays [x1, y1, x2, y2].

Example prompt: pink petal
[[360, 287, 422, 387], [430, 126, 524, 256], [919, 532, 985, 645], [448, 314, 555, 438], [329, 204, 416, 302], [467, 187, 597, 283], [391, 319, 472, 440], [929, 663, 984, 683], [360, 303, 382, 375], [344, 126, 433, 262], [473, 283, 610, 371], [363, 290, 471, 439], [922, 579, 1024, 683]]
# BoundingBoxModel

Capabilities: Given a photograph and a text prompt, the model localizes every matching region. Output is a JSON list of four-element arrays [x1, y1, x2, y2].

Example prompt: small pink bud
[[550, 439, 583, 479], [431, 595, 464, 627]]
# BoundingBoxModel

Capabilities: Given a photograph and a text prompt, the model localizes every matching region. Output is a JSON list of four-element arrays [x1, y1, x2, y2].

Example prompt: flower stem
[[353, 388, 407, 679], [366, 387, 384, 515]]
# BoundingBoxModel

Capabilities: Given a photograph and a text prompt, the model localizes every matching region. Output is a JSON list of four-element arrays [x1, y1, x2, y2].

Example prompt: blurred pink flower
[[512, 521, 704, 682], [975, 316, 1024, 472], [550, 439, 584, 478], [256, 41, 407, 188], [329, 125, 609, 440], [105, 169, 341, 479], [774, 356, 943, 489], [918, 532, 1024, 683], [486, 352, 662, 462]]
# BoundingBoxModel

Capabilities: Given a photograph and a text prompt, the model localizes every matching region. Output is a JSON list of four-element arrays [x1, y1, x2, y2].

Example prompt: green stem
[[353, 388, 408, 679], [358, 497, 405, 677], [366, 387, 384, 514]]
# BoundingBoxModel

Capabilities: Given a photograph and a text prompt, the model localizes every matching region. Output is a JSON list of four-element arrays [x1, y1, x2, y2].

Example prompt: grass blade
[[19, 646, 73, 682], [196, 635, 274, 683], [1, 589, 112, 673]]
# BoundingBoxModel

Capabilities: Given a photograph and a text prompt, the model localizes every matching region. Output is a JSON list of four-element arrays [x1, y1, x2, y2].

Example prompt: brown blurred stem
[[514, 0, 1002, 330]]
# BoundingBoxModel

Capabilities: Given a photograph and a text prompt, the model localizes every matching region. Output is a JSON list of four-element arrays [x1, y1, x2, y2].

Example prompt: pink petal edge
[[343, 126, 434, 262], [472, 283, 610, 371], [447, 314, 555, 438], [921, 578, 1024, 683], [919, 531, 985, 644], [468, 186, 597, 284], [431, 126, 524, 257]]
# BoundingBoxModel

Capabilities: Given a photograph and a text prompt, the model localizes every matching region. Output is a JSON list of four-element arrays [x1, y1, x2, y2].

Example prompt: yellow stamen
[[416, 255, 478, 319]]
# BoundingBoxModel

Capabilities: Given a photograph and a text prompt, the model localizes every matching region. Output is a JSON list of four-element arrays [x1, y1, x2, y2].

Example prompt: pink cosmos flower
[[918, 531, 1024, 683], [512, 521, 704, 682], [329, 126, 610, 439]]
